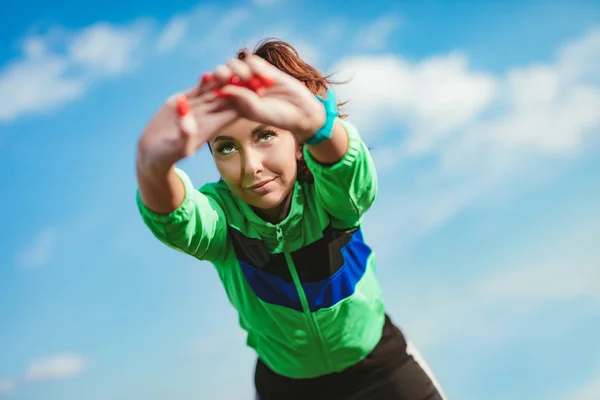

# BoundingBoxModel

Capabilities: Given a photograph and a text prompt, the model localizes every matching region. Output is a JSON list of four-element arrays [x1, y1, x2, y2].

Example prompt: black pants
[[254, 315, 445, 400]]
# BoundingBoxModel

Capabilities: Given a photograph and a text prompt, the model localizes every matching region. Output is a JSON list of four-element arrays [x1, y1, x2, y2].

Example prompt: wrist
[[296, 106, 326, 142], [300, 89, 339, 146], [136, 148, 175, 180]]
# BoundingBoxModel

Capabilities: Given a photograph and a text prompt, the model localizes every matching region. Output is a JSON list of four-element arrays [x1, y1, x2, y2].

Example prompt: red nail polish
[[212, 89, 231, 98], [228, 75, 245, 87], [200, 72, 212, 84], [247, 76, 263, 92], [258, 75, 275, 88], [176, 96, 190, 117]]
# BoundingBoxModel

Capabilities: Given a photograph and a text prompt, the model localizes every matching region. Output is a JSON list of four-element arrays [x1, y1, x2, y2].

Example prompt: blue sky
[[1, 0, 599, 399]]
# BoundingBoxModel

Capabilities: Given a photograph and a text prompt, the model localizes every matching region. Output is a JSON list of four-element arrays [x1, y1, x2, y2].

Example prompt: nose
[[242, 148, 263, 177]]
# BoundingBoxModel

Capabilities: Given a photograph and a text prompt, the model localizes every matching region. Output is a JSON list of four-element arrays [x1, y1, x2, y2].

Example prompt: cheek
[[266, 147, 297, 178], [214, 158, 240, 187]]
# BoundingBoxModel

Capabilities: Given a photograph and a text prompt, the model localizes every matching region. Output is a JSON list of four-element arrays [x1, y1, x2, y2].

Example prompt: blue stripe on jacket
[[239, 229, 372, 312]]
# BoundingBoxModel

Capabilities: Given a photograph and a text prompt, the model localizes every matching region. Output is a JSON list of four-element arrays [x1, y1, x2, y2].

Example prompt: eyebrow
[[212, 124, 270, 143]]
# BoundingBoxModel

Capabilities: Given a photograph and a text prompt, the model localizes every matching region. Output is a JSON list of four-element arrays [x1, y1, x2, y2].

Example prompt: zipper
[[275, 224, 284, 242], [275, 224, 331, 372]]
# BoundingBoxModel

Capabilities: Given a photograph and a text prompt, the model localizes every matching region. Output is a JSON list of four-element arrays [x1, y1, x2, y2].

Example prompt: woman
[[136, 39, 446, 400]]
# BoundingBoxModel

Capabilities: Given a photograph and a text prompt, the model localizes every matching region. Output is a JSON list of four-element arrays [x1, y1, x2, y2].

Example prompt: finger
[[219, 85, 268, 121], [188, 93, 233, 114], [175, 95, 190, 117], [183, 84, 202, 99], [179, 111, 201, 156], [213, 64, 234, 87], [197, 72, 223, 95], [176, 96, 197, 137], [227, 58, 252, 83], [244, 55, 287, 86], [166, 85, 199, 109], [166, 93, 180, 108], [187, 89, 218, 107]]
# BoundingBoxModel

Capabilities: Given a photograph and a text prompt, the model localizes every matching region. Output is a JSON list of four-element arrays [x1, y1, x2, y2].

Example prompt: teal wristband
[[305, 89, 339, 146]]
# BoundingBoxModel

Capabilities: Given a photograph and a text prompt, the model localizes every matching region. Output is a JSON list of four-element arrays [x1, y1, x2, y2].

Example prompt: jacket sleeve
[[136, 168, 229, 262], [303, 118, 377, 228]]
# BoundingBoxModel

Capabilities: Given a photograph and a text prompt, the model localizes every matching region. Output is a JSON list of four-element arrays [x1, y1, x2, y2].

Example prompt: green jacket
[[137, 119, 385, 379]]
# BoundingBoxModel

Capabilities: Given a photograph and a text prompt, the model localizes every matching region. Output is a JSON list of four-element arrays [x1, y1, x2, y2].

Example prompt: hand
[[137, 83, 238, 169], [211, 55, 327, 142]]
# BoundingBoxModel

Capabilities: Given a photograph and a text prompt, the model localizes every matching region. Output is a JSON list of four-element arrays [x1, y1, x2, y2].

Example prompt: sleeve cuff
[[302, 118, 362, 177], [136, 167, 197, 224]]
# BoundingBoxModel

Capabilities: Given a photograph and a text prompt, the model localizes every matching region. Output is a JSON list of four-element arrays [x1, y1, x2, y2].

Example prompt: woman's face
[[210, 118, 301, 217]]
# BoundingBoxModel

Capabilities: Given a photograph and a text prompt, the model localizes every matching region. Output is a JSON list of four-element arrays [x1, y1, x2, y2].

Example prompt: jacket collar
[[226, 180, 306, 250]]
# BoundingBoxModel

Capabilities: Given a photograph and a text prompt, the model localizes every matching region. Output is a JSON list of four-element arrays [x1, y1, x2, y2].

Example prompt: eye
[[257, 130, 277, 143], [215, 142, 236, 155]]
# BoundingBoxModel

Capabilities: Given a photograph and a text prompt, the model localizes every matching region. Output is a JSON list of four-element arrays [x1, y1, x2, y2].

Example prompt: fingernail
[[258, 75, 275, 88], [200, 72, 212, 84], [176, 96, 190, 117], [247, 76, 263, 92], [212, 89, 231, 98], [228, 75, 245, 87]]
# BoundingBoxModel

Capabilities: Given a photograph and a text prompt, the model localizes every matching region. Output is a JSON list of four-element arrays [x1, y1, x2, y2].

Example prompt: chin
[[246, 191, 289, 210]]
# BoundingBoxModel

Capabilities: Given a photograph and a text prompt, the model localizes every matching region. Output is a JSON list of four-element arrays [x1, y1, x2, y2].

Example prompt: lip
[[247, 178, 276, 191]]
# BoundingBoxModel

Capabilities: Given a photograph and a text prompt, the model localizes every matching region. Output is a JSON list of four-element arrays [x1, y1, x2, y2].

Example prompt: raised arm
[[135, 84, 239, 261], [137, 167, 229, 262]]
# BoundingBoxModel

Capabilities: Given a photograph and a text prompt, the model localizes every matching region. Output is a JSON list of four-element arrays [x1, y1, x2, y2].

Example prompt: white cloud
[[0, 56, 86, 121], [0, 5, 346, 123], [0, 379, 15, 396], [333, 52, 497, 150], [67, 22, 148, 74], [156, 16, 188, 53], [557, 27, 600, 84], [407, 258, 599, 348], [356, 15, 401, 51], [0, 21, 149, 122], [560, 365, 600, 400], [25, 354, 86, 382], [16, 227, 58, 268], [339, 27, 600, 248], [369, 214, 600, 390], [338, 27, 600, 157], [194, 7, 250, 55], [481, 65, 600, 154]]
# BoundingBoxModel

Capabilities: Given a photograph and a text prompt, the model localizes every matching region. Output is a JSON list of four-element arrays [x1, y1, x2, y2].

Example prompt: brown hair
[[237, 38, 348, 184]]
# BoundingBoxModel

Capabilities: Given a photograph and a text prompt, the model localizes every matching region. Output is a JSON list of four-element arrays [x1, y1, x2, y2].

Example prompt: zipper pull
[[275, 225, 284, 241]]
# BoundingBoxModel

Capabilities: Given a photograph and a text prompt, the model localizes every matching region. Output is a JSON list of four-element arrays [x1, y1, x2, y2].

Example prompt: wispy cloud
[[338, 26, 600, 156], [337, 26, 600, 247], [334, 51, 497, 146], [559, 364, 600, 400], [156, 16, 188, 53], [16, 227, 58, 268], [0, 379, 15, 397], [0, 3, 239, 122], [408, 258, 599, 348], [192, 7, 251, 56], [25, 354, 87, 382], [68, 22, 148, 74], [381, 208, 600, 351], [0, 21, 150, 122], [356, 15, 402, 51], [0, 354, 87, 397], [0, 6, 361, 124]]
